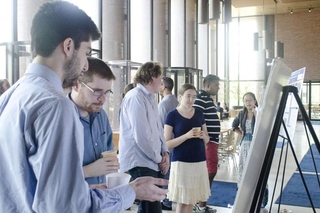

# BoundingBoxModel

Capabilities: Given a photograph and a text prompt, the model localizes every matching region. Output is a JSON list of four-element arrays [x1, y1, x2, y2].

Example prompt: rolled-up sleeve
[[31, 99, 135, 212]]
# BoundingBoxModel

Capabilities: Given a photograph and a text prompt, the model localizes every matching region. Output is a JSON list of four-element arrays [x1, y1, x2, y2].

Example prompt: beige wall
[[276, 11, 320, 81]]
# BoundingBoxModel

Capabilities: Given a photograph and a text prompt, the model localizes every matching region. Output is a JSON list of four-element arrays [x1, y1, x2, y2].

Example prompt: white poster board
[[232, 59, 292, 213], [280, 68, 306, 141]]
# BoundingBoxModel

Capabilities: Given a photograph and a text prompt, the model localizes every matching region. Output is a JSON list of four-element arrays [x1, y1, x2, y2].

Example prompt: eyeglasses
[[244, 99, 254, 103], [80, 81, 113, 97]]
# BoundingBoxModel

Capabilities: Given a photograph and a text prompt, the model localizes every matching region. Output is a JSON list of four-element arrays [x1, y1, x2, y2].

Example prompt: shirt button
[[95, 143, 97, 146]]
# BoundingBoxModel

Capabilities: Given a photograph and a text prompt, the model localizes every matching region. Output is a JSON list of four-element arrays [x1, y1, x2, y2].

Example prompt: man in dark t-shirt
[[193, 75, 221, 213], [216, 102, 223, 120]]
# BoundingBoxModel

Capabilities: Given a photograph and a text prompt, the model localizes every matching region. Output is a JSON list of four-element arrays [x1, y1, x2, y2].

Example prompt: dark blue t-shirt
[[165, 108, 206, 163]]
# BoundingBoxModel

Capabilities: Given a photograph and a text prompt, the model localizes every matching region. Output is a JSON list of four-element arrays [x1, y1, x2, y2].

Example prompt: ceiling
[[232, 0, 320, 16]]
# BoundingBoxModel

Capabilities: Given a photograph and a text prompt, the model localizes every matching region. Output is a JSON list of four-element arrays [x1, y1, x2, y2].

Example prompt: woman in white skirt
[[164, 83, 211, 213]]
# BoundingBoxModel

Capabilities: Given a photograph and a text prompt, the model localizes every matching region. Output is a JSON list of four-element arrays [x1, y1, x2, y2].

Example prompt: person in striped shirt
[[193, 74, 221, 213]]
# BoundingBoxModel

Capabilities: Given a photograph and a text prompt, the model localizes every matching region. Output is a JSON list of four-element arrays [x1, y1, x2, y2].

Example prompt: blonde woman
[[164, 83, 211, 213]]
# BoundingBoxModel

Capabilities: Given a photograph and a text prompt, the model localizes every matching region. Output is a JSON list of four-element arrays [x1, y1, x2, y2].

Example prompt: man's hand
[[158, 152, 170, 175], [89, 184, 107, 189], [129, 177, 169, 202], [83, 157, 119, 178]]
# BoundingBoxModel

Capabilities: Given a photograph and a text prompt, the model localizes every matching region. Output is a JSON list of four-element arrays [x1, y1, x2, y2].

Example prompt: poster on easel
[[280, 67, 306, 141], [232, 59, 292, 213]]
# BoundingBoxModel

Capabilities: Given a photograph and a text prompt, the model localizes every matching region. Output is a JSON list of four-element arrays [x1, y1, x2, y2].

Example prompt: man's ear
[[73, 80, 80, 92], [63, 38, 74, 57]]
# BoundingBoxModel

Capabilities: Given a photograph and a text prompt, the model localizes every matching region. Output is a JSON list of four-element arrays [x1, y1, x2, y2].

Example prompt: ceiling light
[[290, 9, 293, 14]]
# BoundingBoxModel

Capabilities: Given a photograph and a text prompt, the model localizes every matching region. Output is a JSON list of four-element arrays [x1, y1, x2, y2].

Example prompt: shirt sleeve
[[30, 99, 134, 212], [165, 110, 175, 127]]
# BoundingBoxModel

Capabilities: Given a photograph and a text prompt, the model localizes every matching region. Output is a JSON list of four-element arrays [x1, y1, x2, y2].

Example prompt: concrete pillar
[[102, 0, 127, 61], [153, 0, 168, 66], [17, 0, 51, 80]]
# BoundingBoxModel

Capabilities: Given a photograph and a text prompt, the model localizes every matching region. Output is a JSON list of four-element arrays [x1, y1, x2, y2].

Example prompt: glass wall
[[228, 16, 265, 108], [0, 0, 13, 79], [131, 0, 151, 63], [5, 1, 319, 126], [171, 0, 185, 67], [302, 81, 320, 120], [67, 0, 100, 51]]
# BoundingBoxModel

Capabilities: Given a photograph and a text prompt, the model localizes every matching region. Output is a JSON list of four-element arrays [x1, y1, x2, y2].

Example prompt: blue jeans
[[129, 167, 163, 213]]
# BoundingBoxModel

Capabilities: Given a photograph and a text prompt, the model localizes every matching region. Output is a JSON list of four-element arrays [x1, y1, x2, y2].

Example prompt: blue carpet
[[306, 144, 320, 155], [311, 121, 320, 125], [207, 181, 237, 207], [299, 153, 320, 172], [275, 173, 320, 208], [276, 141, 287, 148], [297, 144, 320, 172]]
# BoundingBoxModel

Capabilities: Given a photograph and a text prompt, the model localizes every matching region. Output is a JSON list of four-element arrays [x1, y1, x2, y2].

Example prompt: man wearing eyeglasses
[[69, 57, 118, 186]]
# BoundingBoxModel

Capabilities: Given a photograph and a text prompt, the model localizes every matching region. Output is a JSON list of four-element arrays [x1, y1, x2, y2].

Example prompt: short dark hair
[[162, 77, 174, 92], [178, 83, 196, 95], [134, 62, 162, 85], [203, 74, 220, 87], [31, 1, 101, 57], [79, 57, 115, 83]]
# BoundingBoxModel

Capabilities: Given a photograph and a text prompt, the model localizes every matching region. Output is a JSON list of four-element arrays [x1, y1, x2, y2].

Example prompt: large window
[[131, 0, 151, 63], [0, 0, 13, 79], [228, 16, 265, 107], [67, 0, 100, 52]]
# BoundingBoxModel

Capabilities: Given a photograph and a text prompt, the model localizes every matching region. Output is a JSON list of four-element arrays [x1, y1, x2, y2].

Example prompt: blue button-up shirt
[[74, 98, 114, 184], [119, 83, 169, 173], [0, 63, 135, 212]]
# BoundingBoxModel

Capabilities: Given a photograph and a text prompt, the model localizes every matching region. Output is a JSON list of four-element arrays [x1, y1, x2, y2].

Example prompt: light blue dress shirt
[[119, 83, 169, 173], [0, 63, 135, 213], [68, 93, 114, 185]]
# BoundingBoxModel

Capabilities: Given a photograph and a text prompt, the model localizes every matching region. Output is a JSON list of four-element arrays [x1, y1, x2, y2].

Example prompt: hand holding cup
[[192, 127, 201, 138]]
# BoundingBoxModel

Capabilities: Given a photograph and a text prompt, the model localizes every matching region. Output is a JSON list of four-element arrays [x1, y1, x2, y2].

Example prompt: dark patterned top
[[193, 90, 221, 144]]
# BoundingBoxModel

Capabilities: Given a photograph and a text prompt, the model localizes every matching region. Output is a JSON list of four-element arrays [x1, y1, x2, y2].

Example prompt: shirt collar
[[162, 94, 174, 101], [25, 63, 63, 94], [199, 90, 210, 97], [136, 83, 154, 99]]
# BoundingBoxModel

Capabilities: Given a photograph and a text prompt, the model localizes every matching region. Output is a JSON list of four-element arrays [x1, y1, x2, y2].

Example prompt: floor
[[122, 119, 320, 213]]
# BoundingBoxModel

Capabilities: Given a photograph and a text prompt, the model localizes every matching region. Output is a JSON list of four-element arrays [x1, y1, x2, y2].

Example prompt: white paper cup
[[105, 172, 131, 188], [101, 150, 117, 158]]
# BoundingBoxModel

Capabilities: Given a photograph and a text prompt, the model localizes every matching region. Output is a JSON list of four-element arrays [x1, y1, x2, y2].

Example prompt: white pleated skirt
[[167, 161, 211, 205]]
